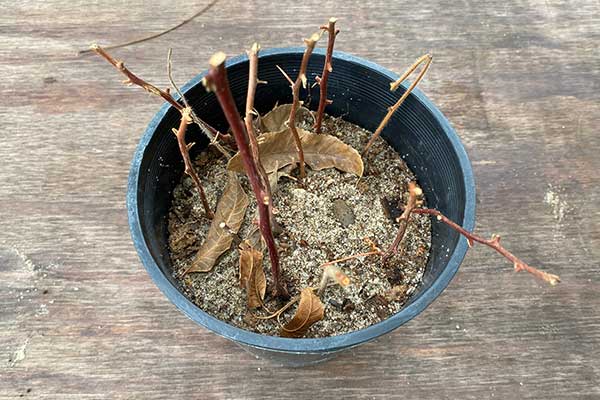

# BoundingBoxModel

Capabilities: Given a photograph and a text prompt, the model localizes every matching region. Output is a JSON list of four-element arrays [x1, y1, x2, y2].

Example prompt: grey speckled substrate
[[167, 114, 431, 338]]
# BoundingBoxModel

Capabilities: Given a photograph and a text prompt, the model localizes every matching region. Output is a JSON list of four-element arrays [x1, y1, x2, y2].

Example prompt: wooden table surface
[[2, 0, 599, 398]]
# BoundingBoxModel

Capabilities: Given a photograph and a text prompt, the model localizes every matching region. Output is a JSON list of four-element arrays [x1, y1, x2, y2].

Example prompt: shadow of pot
[[127, 48, 476, 367]]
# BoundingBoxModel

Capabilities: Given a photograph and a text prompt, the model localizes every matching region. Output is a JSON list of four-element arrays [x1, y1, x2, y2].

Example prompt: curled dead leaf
[[239, 246, 266, 309], [280, 288, 324, 338], [228, 128, 364, 177], [259, 103, 313, 133], [185, 173, 249, 273]]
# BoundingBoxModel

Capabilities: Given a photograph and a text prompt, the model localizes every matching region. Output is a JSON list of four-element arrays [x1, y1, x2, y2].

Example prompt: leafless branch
[[166, 48, 232, 158], [382, 182, 422, 262], [245, 43, 275, 220], [284, 31, 321, 179], [203, 52, 288, 299], [314, 17, 339, 134], [172, 108, 214, 219], [363, 54, 432, 156], [412, 208, 561, 285]]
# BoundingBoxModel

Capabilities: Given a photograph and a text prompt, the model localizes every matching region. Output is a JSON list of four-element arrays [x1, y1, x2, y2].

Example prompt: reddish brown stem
[[363, 54, 432, 156], [93, 45, 231, 158], [314, 18, 338, 134], [203, 53, 288, 298], [244, 43, 274, 218], [412, 208, 561, 285], [382, 182, 422, 262], [173, 108, 214, 219], [322, 251, 382, 268], [93, 44, 182, 110], [287, 32, 321, 179]]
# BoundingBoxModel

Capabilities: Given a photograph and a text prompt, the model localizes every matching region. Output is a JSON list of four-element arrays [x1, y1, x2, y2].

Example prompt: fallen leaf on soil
[[239, 246, 266, 309], [280, 288, 325, 338], [267, 162, 295, 194], [185, 173, 249, 273], [228, 128, 364, 176], [259, 103, 313, 133]]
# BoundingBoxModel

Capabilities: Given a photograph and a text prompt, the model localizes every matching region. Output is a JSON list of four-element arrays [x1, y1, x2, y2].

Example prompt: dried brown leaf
[[267, 162, 295, 194], [259, 103, 313, 133], [186, 173, 249, 273], [280, 288, 324, 338], [239, 247, 266, 308], [228, 128, 364, 176]]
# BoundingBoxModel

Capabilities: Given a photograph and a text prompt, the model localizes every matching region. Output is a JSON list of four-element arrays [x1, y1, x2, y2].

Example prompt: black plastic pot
[[127, 48, 476, 366]]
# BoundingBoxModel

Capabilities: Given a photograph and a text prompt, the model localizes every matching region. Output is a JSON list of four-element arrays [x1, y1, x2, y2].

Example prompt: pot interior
[[134, 50, 470, 316]]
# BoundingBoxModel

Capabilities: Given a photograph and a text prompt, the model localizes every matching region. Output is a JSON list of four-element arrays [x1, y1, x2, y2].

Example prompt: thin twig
[[411, 208, 561, 285], [314, 18, 339, 134], [382, 182, 422, 262], [172, 108, 214, 218], [254, 296, 300, 320], [91, 46, 231, 158], [166, 48, 232, 158], [285, 32, 321, 179], [78, 0, 220, 55], [93, 44, 182, 109], [321, 250, 382, 268], [363, 54, 432, 156], [203, 52, 288, 299]]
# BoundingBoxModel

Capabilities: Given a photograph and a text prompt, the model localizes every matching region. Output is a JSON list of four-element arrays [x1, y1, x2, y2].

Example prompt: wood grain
[[1, 0, 599, 398]]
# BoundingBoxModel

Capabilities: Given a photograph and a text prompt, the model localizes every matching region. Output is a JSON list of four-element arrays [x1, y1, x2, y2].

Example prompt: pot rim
[[127, 47, 476, 353]]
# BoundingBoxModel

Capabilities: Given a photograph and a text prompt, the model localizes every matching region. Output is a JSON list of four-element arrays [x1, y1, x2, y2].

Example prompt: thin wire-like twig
[[167, 48, 232, 158], [204, 52, 288, 299], [78, 0, 219, 55]]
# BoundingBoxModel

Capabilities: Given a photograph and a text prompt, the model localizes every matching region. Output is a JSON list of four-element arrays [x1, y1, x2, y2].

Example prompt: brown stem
[[173, 108, 214, 219], [314, 18, 339, 134], [382, 182, 422, 262], [167, 48, 232, 158], [79, 0, 219, 55], [244, 43, 274, 217], [412, 208, 561, 285], [203, 53, 288, 298], [287, 32, 321, 179], [93, 44, 182, 110], [322, 251, 382, 268], [93, 45, 231, 157], [363, 54, 432, 156]]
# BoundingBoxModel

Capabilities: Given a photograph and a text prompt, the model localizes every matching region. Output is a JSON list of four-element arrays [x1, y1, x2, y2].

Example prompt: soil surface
[[167, 114, 432, 337]]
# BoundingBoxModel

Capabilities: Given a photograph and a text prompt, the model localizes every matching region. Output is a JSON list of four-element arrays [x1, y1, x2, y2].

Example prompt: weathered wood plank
[[1, 0, 599, 398]]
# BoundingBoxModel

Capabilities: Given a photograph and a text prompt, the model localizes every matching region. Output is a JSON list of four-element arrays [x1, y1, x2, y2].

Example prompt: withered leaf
[[267, 162, 295, 194], [280, 288, 325, 338], [239, 246, 266, 309], [186, 173, 249, 273], [259, 103, 313, 133], [228, 128, 364, 177]]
